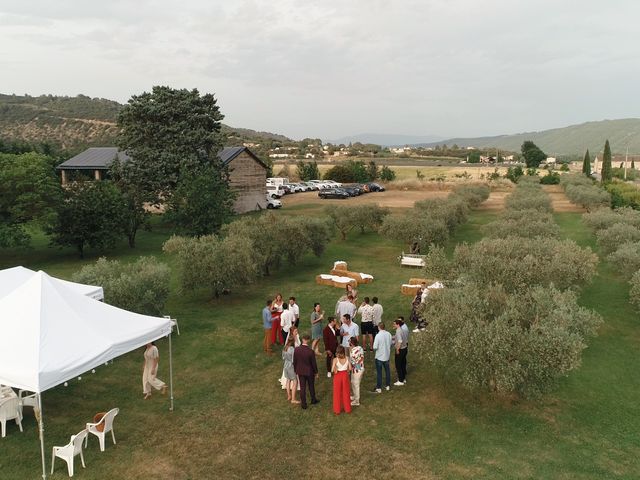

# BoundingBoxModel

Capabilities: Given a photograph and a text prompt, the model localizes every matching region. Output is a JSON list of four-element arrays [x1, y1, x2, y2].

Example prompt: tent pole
[[37, 393, 47, 480], [168, 331, 174, 412]]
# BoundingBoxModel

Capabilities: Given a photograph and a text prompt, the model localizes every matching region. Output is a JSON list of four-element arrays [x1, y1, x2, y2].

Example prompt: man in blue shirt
[[371, 322, 392, 393], [262, 299, 274, 355]]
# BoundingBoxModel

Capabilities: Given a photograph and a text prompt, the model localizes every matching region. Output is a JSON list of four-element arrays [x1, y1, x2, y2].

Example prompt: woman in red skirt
[[331, 346, 352, 415], [271, 293, 284, 345]]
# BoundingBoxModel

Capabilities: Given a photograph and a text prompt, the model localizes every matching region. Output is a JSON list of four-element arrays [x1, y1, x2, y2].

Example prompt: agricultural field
[[0, 190, 638, 479]]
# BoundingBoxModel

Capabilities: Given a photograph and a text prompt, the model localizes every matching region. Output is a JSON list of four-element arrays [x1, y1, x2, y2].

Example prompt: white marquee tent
[[0, 270, 174, 479], [0, 266, 104, 300]]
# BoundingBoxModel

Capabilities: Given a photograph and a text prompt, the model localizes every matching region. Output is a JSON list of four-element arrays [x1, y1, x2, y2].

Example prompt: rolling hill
[[422, 119, 640, 156]]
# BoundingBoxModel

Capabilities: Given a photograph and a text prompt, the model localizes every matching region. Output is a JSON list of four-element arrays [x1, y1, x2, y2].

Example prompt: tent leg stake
[[169, 331, 174, 412]]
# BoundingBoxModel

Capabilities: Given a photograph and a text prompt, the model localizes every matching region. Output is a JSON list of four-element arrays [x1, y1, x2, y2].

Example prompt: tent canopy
[[0, 266, 104, 301], [0, 271, 172, 393]]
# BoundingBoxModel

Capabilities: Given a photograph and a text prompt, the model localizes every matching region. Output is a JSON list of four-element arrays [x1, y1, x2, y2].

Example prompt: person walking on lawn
[[293, 335, 319, 409], [372, 322, 392, 393]]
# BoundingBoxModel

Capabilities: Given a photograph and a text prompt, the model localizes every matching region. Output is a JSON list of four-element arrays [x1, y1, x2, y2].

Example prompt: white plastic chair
[[0, 397, 23, 437], [85, 408, 119, 451], [18, 390, 38, 411], [51, 429, 88, 477]]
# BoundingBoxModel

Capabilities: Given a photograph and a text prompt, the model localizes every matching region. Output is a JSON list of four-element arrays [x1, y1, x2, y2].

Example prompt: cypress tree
[[601, 139, 612, 183], [582, 149, 591, 175], [632, 160, 635, 169]]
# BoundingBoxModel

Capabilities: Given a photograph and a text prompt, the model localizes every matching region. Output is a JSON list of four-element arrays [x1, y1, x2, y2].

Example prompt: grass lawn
[[1, 210, 639, 479]]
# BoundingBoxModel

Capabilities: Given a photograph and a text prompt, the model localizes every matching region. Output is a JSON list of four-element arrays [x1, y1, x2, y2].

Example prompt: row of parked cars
[[266, 177, 385, 205], [317, 182, 386, 199]]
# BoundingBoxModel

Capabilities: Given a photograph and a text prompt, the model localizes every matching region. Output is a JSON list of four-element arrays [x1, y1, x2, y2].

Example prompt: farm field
[[0, 198, 638, 479]]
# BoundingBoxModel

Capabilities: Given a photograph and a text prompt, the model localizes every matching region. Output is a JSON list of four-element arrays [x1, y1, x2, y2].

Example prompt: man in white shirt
[[371, 322, 392, 393], [340, 313, 359, 351], [357, 297, 375, 352], [371, 297, 383, 337], [280, 303, 295, 345], [288, 296, 300, 327], [336, 294, 357, 321]]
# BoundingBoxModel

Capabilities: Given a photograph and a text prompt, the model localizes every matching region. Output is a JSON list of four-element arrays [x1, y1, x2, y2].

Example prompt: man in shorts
[[357, 296, 375, 352]]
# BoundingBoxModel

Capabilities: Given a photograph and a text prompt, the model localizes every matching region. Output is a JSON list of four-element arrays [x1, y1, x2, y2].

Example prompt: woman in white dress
[[142, 342, 167, 400]]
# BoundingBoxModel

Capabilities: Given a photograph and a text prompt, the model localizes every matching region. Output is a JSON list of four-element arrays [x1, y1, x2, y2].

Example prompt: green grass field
[[1, 208, 639, 479]]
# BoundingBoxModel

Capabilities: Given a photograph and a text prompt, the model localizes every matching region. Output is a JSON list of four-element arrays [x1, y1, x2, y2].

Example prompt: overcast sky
[[1, 0, 639, 140]]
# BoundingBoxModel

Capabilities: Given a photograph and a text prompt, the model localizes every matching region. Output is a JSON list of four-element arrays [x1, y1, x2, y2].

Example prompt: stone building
[[56, 146, 268, 213]]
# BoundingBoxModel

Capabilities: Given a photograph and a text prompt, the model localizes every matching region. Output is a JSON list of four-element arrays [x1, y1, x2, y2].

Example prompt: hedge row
[[561, 174, 611, 211]]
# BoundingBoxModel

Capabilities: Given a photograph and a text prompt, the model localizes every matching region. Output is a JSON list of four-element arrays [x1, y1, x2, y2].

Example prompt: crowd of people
[[261, 284, 418, 414]]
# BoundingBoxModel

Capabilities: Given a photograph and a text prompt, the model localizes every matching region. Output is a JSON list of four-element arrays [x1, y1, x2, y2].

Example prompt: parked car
[[323, 180, 343, 188], [342, 185, 362, 197], [366, 182, 385, 192], [318, 188, 350, 199], [280, 184, 292, 194], [303, 181, 319, 191], [267, 185, 284, 199], [266, 196, 282, 209]]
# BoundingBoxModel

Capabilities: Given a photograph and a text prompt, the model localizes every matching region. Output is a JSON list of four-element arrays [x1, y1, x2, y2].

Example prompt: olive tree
[[595, 223, 640, 255], [72, 257, 171, 315], [413, 283, 602, 397], [607, 242, 640, 279]]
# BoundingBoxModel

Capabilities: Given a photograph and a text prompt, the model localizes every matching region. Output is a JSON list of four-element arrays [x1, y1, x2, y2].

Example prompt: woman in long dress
[[142, 342, 166, 400], [331, 346, 352, 415], [271, 293, 284, 345], [310, 303, 324, 355]]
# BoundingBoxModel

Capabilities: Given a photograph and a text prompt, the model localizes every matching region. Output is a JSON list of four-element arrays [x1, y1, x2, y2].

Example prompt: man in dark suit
[[293, 334, 319, 409], [322, 316, 339, 378]]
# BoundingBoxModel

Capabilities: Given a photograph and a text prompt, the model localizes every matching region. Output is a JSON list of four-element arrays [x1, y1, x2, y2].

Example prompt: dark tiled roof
[[57, 146, 266, 170], [57, 147, 131, 170]]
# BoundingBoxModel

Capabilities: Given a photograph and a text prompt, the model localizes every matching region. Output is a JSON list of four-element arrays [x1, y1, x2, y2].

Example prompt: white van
[[267, 177, 289, 187], [267, 185, 284, 199]]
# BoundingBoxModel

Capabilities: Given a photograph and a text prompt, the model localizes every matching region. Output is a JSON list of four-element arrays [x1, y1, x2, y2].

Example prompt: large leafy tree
[[601, 139, 612, 183], [47, 181, 127, 258], [582, 149, 591, 175], [0, 152, 62, 248], [117, 86, 225, 200], [165, 165, 236, 236], [521, 141, 547, 168]]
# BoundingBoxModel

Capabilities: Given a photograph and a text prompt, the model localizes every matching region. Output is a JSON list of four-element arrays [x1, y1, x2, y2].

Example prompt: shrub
[[539, 171, 561, 185], [505, 186, 552, 213], [163, 233, 258, 298], [605, 182, 640, 209], [72, 257, 171, 315], [484, 217, 560, 239], [607, 242, 640, 279], [453, 237, 598, 292], [583, 207, 640, 232], [450, 184, 490, 207], [505, 165, 524, 183], [595, 223, 640, 255], [413, 283, 602, 397], [379, 165, 396, 181], [629, 270, 640, 311], [565, 184, 611, 211], [561, 173, 593, 187]]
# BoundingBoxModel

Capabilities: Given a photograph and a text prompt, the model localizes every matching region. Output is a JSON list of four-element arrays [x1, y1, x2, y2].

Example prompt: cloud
[[1, 0, 640, 139]]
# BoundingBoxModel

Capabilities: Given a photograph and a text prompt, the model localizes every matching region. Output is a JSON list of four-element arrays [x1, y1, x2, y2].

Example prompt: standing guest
[[289, 296, 300, 328], [323, 316, 339, 378], [371, 297, 384, 338], [142, 342, 167, 399], [357, 297, 375, 352], [289, 325, 301, 347], [409, 289, 422, 328], [331, 346, 352, 415], [393, 319, 408, 386], [282, 337, 300, 404], [293, 335, 319, 409], [349, 337, 365, 406], [280, 303, 295, 345], [310, 303, 324, 355], [271, 293, 284, 345], [340, 314, 360, 353], [397, 315, 410, 345], [262, 300, 274, 355], [346, 283, 358, 303], [336, 294, 357, 320], [371, 322, 392, 393]]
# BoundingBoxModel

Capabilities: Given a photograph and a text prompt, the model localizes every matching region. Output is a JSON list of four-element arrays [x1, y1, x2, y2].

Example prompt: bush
[[72, 257, 171, 315], [561, 173, 594, 187], [583, 207, 640, 232], [595, 223, 640, 255], [505, 185, 552, 213], [539, 171, 561, 185], [605, 182, 640, 209], [607, 242, 640, 279], [453, 237, 598, 292], [629, 270, 640, 312], [484, 217, 560, 239], [326, 204, 389, 239], [505, 165, 524, 183], [163, 233, 258, 298], [565, 184, 611, 211], [450, 184, 490, 207], [413, 283, 602, 397], [379, 165, 396, 181]]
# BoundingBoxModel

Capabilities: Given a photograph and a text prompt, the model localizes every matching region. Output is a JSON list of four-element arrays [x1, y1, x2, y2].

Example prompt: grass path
[[1, 212, 639, 479]]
